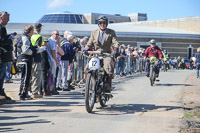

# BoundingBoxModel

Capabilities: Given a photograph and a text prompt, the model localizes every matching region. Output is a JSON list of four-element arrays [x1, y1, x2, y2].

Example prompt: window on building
[[109, 20, 115, 23], [95, 19, 98, 24]]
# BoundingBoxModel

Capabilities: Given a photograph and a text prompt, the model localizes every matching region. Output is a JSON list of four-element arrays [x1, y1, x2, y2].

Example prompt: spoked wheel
[[150, 66, 154, 86], [85, 73, 96, 113]]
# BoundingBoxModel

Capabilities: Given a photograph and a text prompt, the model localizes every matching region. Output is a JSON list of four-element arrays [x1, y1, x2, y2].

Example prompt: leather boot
[[105, 74, 112, 92]]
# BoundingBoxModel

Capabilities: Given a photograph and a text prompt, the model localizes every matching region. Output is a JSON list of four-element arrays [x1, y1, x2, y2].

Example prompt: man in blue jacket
[[60, 32, 75, 91]]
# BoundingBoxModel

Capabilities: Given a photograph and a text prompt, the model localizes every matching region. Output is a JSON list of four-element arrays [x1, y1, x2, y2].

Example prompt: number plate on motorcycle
[[89, 57, 100, 70]]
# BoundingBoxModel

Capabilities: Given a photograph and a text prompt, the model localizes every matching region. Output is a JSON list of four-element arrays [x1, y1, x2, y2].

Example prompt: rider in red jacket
[[145, 39, 163, 77]]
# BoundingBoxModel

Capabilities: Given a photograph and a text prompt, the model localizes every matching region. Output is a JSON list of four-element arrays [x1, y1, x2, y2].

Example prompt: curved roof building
[[6, 12, 200, 58], [38, 12, 84, 24]]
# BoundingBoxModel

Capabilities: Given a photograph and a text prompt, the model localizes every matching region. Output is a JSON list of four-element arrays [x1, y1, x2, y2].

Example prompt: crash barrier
[[70, 54, 145, 83]]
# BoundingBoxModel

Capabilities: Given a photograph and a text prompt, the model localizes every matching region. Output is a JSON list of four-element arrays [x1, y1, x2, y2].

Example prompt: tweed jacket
[[85, 28, 119, 53]]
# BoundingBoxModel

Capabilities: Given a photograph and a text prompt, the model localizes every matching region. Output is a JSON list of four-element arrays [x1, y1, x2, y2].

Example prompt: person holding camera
[[0, 11, 15, 101]]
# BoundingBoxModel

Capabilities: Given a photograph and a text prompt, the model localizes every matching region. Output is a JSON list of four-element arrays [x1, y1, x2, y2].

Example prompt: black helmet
[[98, 15, 108, 26]]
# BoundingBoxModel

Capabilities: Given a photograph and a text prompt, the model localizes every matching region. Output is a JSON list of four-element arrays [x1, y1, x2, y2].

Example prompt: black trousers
[[19, 62, 32, 96], [40, 68, 48, 93]]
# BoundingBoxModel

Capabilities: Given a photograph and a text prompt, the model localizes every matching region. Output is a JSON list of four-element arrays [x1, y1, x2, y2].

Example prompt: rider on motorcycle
[[144, 39, 163, 77], [163, 49, 170, 58], [84, 15, 119, 92], [163, 49, 170, 69]]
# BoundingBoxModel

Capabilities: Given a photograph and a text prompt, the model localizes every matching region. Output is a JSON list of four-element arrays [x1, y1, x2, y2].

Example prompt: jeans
[[5, 62, 12, 81], [49, 60, 57, 89], [132, 59, 137, 72], [118, 57, 125, 74], [0, 62, 7, 91], [125, 56, 131, 73], [49, 60, 57, 78], [61, 60, 69, 89], [115, 58, 120, 75], [56, 66, 62, 88], [196, 62, 200, 78]]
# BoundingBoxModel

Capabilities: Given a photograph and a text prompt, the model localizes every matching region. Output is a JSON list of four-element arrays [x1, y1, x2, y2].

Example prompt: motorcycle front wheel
[[85, 73, 96, 113]]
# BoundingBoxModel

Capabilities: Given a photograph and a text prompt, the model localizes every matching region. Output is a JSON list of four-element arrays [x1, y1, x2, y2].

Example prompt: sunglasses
[[99, 22, 106, 25], [54, 34, 59, 36]]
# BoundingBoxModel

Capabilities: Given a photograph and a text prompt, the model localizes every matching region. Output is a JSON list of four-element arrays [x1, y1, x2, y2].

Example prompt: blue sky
[[1, 0, 200, 23]]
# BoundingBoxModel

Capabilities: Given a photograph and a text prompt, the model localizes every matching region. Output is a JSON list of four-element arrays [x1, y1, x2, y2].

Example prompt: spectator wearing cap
[[30, 22, 44, 98], [46, 30, 60, 94], [0, 11, 15, 101], [60, 33, 75, 91], [40, 38, 51, 96]]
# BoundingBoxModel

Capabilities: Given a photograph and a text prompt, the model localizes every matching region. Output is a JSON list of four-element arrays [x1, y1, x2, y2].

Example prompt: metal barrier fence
[[71, 54, 145, 83]]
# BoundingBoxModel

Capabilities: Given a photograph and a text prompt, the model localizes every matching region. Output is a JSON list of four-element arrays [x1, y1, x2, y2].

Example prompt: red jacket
[[145, 46, 163, 59]]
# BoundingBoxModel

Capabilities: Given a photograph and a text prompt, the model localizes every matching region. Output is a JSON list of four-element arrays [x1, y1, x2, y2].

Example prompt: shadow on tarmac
[[155, 83, 192, 87], [0, 90, 86, 132], [94, 103, 183, 115], [0, 116, 50, 132]]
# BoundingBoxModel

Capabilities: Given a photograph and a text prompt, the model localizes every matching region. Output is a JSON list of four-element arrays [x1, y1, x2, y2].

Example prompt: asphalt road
[[0, 70, 194, 133]]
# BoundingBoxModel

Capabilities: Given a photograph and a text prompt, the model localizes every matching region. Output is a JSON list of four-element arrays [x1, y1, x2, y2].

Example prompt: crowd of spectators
[[1, 11, 199, 102], [0, 20, 146, 101]]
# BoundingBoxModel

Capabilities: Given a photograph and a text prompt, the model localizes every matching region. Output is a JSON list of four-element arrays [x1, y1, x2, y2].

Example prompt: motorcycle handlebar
[[87, 51, 101, 54]]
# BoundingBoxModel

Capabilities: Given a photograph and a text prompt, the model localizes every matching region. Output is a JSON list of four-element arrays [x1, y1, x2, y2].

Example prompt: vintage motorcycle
[[83, 51, 113, 113]]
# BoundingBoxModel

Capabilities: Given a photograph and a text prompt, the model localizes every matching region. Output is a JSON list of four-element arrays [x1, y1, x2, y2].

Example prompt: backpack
[[14, 36, 23, 58]]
